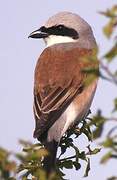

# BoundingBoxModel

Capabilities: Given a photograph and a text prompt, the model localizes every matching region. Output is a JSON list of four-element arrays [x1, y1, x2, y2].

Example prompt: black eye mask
[[39, 25, 79, 39]]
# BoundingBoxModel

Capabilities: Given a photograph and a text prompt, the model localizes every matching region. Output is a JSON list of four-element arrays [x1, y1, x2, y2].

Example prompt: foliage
[[99, 5, 117, 38], [0, 5, 117, 180], [0, 120, 101, 180], [99, 5, 117, 164], [0, 147, 16, 179]]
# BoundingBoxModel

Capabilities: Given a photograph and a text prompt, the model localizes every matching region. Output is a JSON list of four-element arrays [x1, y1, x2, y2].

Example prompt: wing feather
[[33, 45, 96, 141]]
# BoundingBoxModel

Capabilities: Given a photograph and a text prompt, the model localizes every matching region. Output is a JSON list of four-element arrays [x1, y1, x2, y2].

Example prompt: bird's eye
[[57, 25, 64, 29], [40, 26, 47, 32], [44, 25, 79, 39]]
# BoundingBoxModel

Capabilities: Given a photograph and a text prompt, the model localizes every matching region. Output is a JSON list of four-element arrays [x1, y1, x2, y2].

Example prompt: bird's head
[[29, 12, 96, 48]]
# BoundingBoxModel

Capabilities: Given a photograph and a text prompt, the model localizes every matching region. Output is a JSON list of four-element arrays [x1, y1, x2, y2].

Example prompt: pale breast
[[62, 80, 98, 135]]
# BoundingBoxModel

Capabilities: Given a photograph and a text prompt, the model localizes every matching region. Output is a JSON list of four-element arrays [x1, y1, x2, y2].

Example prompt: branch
[[59, 155, 76, 162]]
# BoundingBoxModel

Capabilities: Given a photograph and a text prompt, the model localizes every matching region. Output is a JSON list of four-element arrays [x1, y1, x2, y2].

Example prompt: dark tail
[[43, 140, 58, 175]]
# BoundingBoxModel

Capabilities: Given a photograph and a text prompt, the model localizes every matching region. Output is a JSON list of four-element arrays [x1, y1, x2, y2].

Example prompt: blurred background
[[0, 0, 117, 179]]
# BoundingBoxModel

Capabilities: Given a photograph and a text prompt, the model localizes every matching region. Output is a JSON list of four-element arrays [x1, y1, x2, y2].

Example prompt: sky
[[0, 0, 117, 179]]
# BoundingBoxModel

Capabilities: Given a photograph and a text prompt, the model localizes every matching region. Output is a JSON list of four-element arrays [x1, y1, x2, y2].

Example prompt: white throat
[[44, 35, 77, 47]]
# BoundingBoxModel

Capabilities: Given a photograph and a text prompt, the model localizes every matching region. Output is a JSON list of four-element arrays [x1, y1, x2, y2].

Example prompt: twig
[[111, 155, 117, 158], [107, 126, 117, 137], [59, 155, 76, 162]]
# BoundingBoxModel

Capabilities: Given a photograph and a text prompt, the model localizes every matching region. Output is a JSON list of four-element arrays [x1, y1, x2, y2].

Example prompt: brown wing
[[33, 44, 96, 141]]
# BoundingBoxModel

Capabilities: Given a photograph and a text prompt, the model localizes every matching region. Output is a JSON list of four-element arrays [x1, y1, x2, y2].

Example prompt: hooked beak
[[28, 29, 48, 39]]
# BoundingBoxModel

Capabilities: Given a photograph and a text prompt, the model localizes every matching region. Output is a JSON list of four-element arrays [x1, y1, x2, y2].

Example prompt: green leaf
[[61, 160, 73, 169], [60, 145, 67, 155], [83, 128, 93, 141], [100, 6, 117, 38], [0, 147, 9, 161], [104, 43, 117, 62], [93, 125, 104, 140], [100, 151, 112, 164], [22, 177, 28, 180], [57, 169, 65, 177], [73, 162, 81, 170], [34, 148, 49, 158], [112, 98, 117, 112], [103, 20, 115, 38], [90, 148, 101, 155], [83, 67, 99, 87], [34, 169, 47, 180], [19, 139, 32, 147], [15, 153, 26, 162], [99, 6, 117, 18], [101, 138, 114, 148], [74, 146, 79, 162], [87, 145, 101, 155], [90, 110, 105, 139], [79, 151, 86, 161]]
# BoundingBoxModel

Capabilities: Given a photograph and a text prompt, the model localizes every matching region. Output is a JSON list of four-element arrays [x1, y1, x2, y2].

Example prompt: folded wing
[[33, 45, 96, 141]]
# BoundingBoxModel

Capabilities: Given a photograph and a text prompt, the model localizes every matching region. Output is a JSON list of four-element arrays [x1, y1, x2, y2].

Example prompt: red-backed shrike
[[29, 12, 98, 173]]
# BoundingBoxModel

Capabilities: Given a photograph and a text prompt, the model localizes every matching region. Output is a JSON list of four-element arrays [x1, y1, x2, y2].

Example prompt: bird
[[28, 12, 98, 175]]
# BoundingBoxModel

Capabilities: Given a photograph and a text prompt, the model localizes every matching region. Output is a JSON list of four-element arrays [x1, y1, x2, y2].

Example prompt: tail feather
[[43, 140, 58, 174]]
